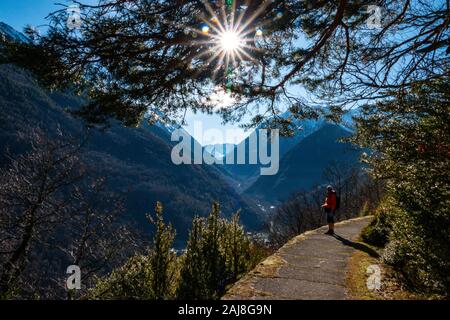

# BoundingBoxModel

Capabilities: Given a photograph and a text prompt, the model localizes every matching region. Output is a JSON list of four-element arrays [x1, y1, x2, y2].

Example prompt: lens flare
[[201, 25, 210, 34], [219, 31, 242, 52], [184, 0, 273, 100]]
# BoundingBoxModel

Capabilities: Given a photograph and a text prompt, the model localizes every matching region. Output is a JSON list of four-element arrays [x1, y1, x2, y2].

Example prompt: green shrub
[[361, 198, 395, 247], [88, 202, 268, 300], [87, 255, 154, 300], [87, 202, 179, 300], [382, 197, 450, 294], [353, 80, 450, 295], [176, 203, 263, 299]]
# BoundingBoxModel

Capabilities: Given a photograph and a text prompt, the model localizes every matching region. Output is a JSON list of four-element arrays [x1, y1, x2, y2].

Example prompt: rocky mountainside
[[0, 22, 29, 43], [0, 61, 263, 246], [244, 123, 361, 202]]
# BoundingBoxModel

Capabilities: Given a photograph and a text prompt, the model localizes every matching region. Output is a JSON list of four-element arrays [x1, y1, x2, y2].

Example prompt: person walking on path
[[322, 185, 337, 235]]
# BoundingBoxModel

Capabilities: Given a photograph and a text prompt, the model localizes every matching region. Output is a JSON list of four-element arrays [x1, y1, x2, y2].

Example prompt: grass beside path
[[345, 237, 440, 300]]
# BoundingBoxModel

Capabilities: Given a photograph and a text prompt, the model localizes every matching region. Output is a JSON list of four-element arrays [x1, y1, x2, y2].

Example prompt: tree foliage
[[352, 79, 450, 294], [147, 202, 177, 299], [0, 127, 135, 299], [177, 203, 258, 299], [88, 202, 267, 300], [2, 0, 447, 130], [87, 202, 179, 300]]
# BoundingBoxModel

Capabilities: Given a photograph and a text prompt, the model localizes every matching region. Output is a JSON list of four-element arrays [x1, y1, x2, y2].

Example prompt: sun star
[[185, 0, 273, 91], [219, 30, 242, 52]]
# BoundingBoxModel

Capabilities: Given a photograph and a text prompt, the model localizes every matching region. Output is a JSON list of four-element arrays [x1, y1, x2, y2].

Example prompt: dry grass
[[346, 240, 437, 300]]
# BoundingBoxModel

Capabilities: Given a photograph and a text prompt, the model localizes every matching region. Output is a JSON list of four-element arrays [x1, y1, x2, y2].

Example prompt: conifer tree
[[88, 202, 178, 299], [222, 212, 251, 283], [202, 202, 227, 299], [2, 1, 447, 130], [176, 216, 207, 299], [148, 202, 177, 300], [177, 203, 258, 299]]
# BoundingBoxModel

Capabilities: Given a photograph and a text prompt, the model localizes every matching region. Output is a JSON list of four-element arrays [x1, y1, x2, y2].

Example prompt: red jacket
[[323, 192, 337, 210]]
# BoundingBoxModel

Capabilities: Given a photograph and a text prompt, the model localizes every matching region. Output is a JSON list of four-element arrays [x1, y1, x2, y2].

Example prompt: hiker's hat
[[327, 185, 333, 191]]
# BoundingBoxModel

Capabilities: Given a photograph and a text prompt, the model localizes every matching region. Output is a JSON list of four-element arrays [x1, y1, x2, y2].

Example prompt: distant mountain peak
[[0, 22, 30, 43], [244, 123, 362, 202], [204, 143, 236, 160]]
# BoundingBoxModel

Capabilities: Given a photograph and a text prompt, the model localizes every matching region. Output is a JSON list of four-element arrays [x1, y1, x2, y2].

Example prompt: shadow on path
[[332, 234, 380, 258]]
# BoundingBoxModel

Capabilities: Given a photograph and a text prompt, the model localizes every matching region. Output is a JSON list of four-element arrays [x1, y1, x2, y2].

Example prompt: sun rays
[[187, 0, 273, 81], [218, 30, 242, 52], [161, 1, 278, 106]]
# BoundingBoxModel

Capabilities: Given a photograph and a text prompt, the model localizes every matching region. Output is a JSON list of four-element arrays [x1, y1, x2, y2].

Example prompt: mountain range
[[0, 22, 30, 43], [244, 123, 360, 202], [0, 61, 263, 246], [218, 117, 327, 190], [0, 22, 363, 244], [205, 111, 359, 194]]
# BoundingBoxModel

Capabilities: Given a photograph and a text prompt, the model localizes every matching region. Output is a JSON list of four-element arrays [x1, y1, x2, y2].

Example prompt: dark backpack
[[334, 192, 341, 211]]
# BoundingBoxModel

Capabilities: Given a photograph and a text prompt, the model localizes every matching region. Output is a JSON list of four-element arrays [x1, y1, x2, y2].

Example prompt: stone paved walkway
[[223, 216, 374, 300]]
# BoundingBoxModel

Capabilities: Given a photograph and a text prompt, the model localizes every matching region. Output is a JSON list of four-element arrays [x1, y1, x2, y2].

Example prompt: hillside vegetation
[[354, 80, 450, 295]]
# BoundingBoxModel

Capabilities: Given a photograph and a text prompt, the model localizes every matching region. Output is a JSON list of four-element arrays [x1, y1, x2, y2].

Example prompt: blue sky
[[0, 0, 101, 31], [0, 0, 252, 144]]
